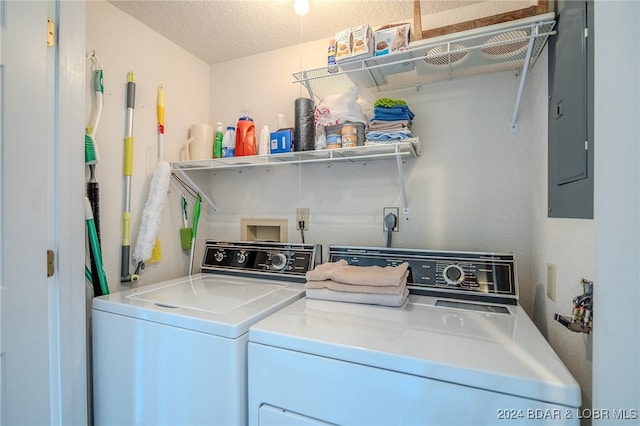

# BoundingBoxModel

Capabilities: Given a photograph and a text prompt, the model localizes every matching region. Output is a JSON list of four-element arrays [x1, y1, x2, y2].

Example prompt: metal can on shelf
[[326, 134, 342, 149], [341, 124, 358, 135], [340, 122, 365, 146], [340, 122, 360, 148], [341, 133, 358, 148]]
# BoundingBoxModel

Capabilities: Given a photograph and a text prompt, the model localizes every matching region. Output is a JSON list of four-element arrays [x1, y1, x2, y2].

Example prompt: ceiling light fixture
[[294, 0, 309, 16]]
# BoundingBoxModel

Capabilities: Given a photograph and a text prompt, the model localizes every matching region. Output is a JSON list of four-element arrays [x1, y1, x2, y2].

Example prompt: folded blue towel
[[373, 112, 412, 122], [374, 105, 415, 119], [372, 105, 415, 122], [365, 130, 414, 141]]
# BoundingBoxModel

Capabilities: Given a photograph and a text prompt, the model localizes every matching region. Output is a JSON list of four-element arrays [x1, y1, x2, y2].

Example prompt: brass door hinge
[[47, 250, 55, 277], [47, 19, 55, 47]]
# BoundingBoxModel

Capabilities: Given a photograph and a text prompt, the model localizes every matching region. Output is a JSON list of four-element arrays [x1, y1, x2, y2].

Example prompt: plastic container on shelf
[[327, 38, 338, 73], [274, 113, 288, 131], [259, 125, 270, 156], [235, 113, 256, 156], [213, 122, 223, 158], [222, 126, 236, 158]]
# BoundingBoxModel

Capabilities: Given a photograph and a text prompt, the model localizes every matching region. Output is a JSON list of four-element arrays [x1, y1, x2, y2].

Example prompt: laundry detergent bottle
[[235, 112, 256, 156]]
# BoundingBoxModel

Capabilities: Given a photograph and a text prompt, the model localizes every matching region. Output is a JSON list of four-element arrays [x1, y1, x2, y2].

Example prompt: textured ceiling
[[108, 0, 481, 65]]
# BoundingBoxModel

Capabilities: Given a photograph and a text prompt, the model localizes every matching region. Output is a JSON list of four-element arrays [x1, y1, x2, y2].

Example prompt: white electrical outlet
[[547, 263, 556, 301], [296, 208, 309, 230]]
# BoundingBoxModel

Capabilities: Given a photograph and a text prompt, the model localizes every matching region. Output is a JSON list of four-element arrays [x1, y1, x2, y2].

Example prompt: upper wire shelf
[[293, 13, 556, 100]]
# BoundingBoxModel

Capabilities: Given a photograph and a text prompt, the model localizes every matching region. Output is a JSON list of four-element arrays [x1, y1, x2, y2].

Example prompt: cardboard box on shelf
[[375, 23, 411, 57], [270, 129, 293, 154]]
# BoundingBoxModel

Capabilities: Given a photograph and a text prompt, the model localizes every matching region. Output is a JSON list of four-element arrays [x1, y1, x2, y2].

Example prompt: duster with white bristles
[[133, 86, 170, 272]]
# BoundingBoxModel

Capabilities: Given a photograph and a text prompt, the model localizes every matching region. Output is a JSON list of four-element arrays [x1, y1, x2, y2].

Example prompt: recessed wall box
[[241, 218, 288, 242]]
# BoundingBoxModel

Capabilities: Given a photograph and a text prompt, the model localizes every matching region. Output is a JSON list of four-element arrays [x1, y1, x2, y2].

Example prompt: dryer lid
[[249, 295, 581, 408]]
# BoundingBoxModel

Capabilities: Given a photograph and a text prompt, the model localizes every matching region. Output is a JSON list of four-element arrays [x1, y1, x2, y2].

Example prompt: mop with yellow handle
[[121, 71, 139, 283], [133, 85, 171, 276]]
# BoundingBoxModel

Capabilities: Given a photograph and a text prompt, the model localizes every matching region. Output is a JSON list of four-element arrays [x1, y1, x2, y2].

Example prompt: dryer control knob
[[270, 253, 288, 271], [214, 252, 224, 262], [443, 264, 465, 286], [236, 251, 247, 264]]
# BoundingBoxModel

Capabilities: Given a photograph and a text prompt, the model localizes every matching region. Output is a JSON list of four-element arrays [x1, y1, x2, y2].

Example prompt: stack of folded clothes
[[366, 98, 415, 144], [304, 259, 410, 307]]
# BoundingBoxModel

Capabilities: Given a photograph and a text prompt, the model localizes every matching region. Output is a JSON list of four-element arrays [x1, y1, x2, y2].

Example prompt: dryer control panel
[[201, 241, 321, 282], [329, 246, 518, 304]]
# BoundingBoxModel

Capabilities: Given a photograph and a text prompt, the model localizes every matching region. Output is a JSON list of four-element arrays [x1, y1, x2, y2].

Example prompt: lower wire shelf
[[171, 138, 421, 172]]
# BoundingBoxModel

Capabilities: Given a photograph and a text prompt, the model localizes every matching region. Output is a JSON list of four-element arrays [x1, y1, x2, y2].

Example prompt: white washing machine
[[92, 240, 320, 426], [248, 246, 581, 425]]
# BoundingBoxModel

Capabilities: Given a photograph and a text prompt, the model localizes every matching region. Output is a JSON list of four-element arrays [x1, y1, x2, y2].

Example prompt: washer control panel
[[329, 246, 517, 304], [201, 241, 321, 282]]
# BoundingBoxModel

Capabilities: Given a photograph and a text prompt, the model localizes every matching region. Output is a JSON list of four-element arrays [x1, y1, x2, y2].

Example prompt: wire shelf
[[293, 13, 556, 100], [171, 139, 421, 172]]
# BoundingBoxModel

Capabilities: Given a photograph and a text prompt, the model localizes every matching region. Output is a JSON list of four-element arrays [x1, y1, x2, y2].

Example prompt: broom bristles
[[85, 134, 99, 165]]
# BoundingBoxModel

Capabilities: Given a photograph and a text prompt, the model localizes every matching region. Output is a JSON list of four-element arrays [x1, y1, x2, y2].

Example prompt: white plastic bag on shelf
[[314, 123, 327, 150], [314, 87, 374, 127]]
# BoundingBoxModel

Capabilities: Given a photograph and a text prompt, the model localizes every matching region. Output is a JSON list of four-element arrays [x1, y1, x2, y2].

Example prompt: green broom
[[85, 52, 105, 295]]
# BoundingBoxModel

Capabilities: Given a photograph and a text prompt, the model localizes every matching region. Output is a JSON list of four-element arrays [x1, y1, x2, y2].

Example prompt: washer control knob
[[271, 253, 288, 270], [236, 251, 247, 264], [214, 252, 224, 262], [443, 264, 465, 286]]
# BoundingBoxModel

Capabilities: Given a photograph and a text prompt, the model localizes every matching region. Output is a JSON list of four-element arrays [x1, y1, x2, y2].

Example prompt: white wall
[[210, 39, 326, 133], [527, 49, 595, 414], [593, 1, 640, 420], [86, 1, 210, 291]]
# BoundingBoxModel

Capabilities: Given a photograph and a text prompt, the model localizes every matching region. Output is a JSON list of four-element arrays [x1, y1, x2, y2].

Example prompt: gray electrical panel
[[548, 0, 594, 219]]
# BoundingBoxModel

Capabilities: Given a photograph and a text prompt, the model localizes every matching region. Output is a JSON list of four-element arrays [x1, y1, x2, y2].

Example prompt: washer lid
[[249, 295, 581, 408], [93, 273, 305, 339]]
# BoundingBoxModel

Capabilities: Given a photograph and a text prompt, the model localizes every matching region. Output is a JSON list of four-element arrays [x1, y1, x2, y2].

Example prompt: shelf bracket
[[301, 70, 315, 100], [173, 168, 218, 212], [510, 22, 539, 132], [395, 148, 409, 214]]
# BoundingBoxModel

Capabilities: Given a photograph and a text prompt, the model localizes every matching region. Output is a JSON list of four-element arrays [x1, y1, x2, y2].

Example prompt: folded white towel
[[305, 287, 409, 307], [305, 273, 407, 295], [331, 262, 409, 287]]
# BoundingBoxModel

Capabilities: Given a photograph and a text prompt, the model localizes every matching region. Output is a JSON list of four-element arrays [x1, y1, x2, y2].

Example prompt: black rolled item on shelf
[[294, 97, 315, 151]]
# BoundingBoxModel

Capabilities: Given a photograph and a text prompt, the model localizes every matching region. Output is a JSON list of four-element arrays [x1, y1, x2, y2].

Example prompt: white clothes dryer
[[92, 241, 320, 426], [248, 246, 581, 425]]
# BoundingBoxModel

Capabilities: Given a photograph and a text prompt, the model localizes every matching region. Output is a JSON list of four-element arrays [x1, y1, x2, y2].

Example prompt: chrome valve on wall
[[555, 278, 593, 334]]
